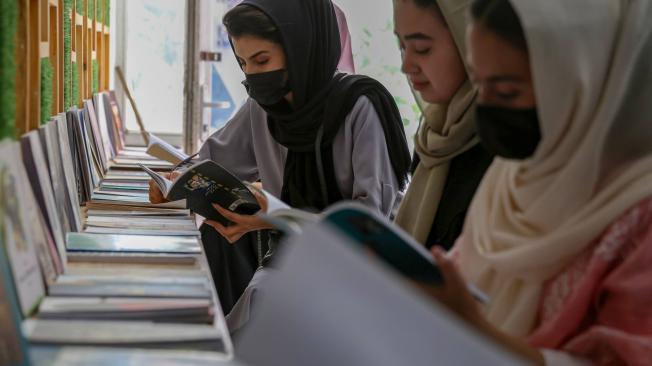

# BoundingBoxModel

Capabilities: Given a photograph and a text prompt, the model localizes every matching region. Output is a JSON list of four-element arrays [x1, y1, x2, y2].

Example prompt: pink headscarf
[[333, 3, 355, 73]]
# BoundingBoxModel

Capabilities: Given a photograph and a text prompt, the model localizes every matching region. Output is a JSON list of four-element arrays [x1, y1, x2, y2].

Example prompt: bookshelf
[[14, 0, 111, 135]]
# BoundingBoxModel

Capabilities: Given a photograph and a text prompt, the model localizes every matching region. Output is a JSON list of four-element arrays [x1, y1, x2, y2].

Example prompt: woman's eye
[[256, 60, 269, 66], [496, 91, 520, 101], [415, 48, 431, 55]]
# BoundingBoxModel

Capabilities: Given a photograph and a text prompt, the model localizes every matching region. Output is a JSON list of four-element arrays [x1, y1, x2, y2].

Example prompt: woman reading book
[[150, 0, 411, 314], [423, 0, 652, 364], [392, 0, 494, 250]]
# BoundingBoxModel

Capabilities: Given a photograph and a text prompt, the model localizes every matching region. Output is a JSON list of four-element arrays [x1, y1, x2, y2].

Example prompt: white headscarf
[[457, 0, 652, 336]]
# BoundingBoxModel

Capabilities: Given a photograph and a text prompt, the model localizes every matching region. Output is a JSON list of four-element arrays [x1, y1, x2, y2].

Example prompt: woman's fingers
[[251, 188, 269, 213], [148, 179, 165, 203], [204, 220, 245, 244], [245, 182, 268, 213], [213, 203, 257, 225], [432, 247, 465, 289]]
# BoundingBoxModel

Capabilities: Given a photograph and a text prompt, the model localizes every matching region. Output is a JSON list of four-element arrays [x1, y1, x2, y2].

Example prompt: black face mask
[[242, 69, 291, 106], [475, 105, 542, 160]]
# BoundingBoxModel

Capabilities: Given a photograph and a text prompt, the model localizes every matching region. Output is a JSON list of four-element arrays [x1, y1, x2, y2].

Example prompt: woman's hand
[[148, 172, 182, 204], [420, 247, 544, 365], [418, 247, 486, 327], [204, 184, 272, 243]]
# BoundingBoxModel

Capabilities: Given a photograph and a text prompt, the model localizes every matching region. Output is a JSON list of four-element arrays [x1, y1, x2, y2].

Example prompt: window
[[335, 0, 420, 151], [120, 0, 187, 136]]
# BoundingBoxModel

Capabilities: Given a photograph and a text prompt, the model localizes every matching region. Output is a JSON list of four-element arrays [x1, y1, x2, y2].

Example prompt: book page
[[259, 188, 290, 213], [146, 133, 189, 165], [139, 164, 174, 197], [238, 224, 520, 366]]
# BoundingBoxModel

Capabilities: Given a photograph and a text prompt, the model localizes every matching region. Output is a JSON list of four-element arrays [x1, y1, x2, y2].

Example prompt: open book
[[141, 160, 260, 225], [237, 221, 511, 366], [261, 201, 488, 303], [146, 133, 189, 165]]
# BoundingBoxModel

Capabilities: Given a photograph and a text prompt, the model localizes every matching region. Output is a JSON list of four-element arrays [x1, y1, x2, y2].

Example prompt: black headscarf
[[241, 0, 411, 210]]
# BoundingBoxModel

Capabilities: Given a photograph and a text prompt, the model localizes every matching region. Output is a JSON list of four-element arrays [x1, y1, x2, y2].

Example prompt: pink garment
[[528, 196, 652, 365], [333, 3, 355, 74]]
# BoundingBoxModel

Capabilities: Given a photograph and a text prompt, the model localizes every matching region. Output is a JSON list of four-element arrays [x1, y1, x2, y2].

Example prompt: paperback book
[[142, 160, 260, 225]]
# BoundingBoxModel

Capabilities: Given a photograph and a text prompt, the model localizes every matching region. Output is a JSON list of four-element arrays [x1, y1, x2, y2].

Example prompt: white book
[[238, 223, 520, 366], [23, 319, 225, 352], [29, 346, 234, 366], [83, 227, 200, 237], [84, 217, 198, 231], [37, 296, 213, 323], [146, 133, 189, 165], [55, 274, 210, 286]]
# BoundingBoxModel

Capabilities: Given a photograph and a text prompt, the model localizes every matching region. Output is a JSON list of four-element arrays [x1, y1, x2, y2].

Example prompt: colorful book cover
[[0, 165, 31, 366]]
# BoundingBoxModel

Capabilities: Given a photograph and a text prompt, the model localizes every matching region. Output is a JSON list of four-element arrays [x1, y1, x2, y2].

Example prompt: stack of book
[[0, 91, 233, 365]]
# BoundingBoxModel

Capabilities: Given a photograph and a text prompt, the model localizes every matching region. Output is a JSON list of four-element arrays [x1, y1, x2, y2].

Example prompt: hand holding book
[[203, 182, 274, 243], [148, 171, 180, 204], [141, 160, 261, 226], [415, 247, 487, 327]]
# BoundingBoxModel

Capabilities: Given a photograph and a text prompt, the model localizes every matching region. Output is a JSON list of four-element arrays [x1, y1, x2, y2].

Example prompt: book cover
[[0, 190, 31, 366], [67, 108, 94, 202], [104, 91, 126, 152], [142, 160, 260, 225], [41, 121, 75, 234], [14, 147, 62, 281], [93, 93, 118, 161], [0, 143, 46, 317], [20, 133, 68, 266]]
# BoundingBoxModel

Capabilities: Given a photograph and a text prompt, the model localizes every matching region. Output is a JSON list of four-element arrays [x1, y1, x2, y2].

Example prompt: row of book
[[0, 92, 234, 365]]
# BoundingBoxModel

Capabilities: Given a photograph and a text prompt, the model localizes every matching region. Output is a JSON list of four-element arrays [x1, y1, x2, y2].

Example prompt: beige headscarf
[[395, 0, 480, 244], [457, 0, 652, 336]]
